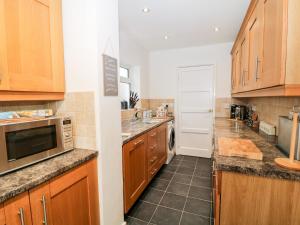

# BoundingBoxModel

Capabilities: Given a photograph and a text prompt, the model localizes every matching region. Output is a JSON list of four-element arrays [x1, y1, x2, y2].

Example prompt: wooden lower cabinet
[[123, 134, 148, 213], [2, 159, 100, 225], [214, 171, 300, 225], [123, 123, 168, 213], [4, 193, 33, 225], [0, 205, 5, 225]]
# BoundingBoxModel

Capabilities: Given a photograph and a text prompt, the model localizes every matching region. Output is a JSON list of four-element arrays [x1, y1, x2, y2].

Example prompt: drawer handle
[[150, 133, 157, 137], [18, 208, 25, 225], [150, 156, 158, 163], [41, 195, 49, 225], [151, 168, 158, 175], [255, 56, 261, 81], [149, 145, 157, 150], [134, 140, 144, 147]]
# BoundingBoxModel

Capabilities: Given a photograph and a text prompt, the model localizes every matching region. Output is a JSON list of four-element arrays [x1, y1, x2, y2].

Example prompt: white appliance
[[166, 120, 176, 164]]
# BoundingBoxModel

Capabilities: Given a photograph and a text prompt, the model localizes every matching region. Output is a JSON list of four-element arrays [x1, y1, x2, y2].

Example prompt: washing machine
[[166, 120, 176, 164]]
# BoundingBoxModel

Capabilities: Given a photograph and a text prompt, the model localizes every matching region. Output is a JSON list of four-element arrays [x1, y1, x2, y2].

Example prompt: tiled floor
[[125, 155, 214, 225]]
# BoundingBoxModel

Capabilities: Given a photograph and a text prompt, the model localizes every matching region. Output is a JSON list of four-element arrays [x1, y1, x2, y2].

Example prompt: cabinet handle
[[41, 195, 49, 225], [134, 140, 144, 147], [18, 208, 26, 225], [150, 132, 157, 137], [149, 145, 157, 150], [255, 57, 261, 81], [150, 156, 158, 163], [151, 168, 158, 175]]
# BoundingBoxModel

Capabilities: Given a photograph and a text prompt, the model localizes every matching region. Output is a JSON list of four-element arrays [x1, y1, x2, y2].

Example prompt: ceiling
[[119, 0, 251, 51]]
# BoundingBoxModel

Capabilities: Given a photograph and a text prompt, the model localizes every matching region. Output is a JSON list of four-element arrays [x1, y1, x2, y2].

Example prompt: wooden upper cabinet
[[123, 134, 148, 213], [239, 32, 249, 91], [261, 0, 286, 88], [231, 0, 300, 97], [247, 0, 264, 90], [0, 0, 65, 100], [232, 47, 241, 93], [4, 193, 33, 225], [0, 205, 5, 225]]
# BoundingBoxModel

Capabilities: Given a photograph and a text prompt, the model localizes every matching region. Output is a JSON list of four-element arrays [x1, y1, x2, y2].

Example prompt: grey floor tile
[[150, 206, 181, 225], [180, 160, 197, 168], [167, 182, 190, 196], [172, 174, 192, 185], [150, 178, 170, 191], [196, 163, 212, 172], [169, 159, 181, 167], [188, 186, 212, 201], [128, 201, 157, 222], [126, 217, 148, 225], [173, 155, 184, 160], [184, 198, 211, 217], [180, 212, 210, 225], [191, 177, 211, 188], [194, 169, 212, 178], [156, 170, 174, 180], [163, 165, 178, 173], [177, 166, 195, 175], [183, 156, 198, 162], [160, 192, 186, 210], [141, 188, 164, 204]]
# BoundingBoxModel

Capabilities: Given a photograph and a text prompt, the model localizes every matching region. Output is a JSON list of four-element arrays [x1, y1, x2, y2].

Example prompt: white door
[[176, 65, 214, 158]]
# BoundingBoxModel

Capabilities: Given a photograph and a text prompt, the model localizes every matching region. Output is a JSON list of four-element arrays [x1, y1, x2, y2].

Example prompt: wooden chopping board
[[218, 137, 263, 160]]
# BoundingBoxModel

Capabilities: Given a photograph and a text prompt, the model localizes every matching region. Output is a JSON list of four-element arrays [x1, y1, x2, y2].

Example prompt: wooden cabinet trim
[[0, 91, 64, 101]]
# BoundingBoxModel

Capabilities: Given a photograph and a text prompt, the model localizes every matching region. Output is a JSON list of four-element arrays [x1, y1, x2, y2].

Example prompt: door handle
[[255, 57, 261, 81], [41, 195, 49, 225], [18, 208, 26, 225]]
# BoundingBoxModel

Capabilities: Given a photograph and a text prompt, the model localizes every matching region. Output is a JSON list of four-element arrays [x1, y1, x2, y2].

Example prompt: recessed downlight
[[214, 27, 220, 32], [142, 8, 150, 13], [164, 35, 169, 40]]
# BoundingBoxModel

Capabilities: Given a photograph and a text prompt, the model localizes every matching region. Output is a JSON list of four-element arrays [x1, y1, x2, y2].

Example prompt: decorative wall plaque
[[103, 54, 118, 96]]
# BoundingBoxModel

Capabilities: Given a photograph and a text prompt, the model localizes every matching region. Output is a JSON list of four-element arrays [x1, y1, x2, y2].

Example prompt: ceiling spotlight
[[164, 35, 169, 40], [214, 27, 220, 32], [142, 8, 150, 13]]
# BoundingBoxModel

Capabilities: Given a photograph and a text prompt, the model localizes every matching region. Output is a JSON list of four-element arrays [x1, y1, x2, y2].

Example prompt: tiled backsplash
[[241, 97, 300, 133], [0, 102, 51, 112], [51, 92, 96, 150], [215, 97, 245, 118]]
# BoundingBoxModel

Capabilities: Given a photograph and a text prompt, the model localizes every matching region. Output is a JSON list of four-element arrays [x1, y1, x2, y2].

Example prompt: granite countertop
[[122, 117, 174, 144], [213, 118, 300, 181], [0, 149, 98, 204]]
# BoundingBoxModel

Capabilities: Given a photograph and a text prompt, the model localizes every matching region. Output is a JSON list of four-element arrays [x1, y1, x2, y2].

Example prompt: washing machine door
[[168, 127, 175, 150]]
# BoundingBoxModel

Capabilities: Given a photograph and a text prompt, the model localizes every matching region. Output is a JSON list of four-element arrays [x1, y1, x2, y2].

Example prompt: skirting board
[[177, 146, 212, 158]]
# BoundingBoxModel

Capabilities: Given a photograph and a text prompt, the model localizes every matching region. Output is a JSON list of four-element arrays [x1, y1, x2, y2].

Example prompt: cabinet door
[[232, 47, 241, 93], [0, 0, 64, 92], [247, 0, 264, 90], [157, 124, 167, 166], [4, 193, 33, 225], [261, 0, 287, 88], [240, 31, 250, 91], [0, 205, 5, 225], [29, 183, 53, 225], [148, 128, 159, 171], [123, 134, 148, 213], [49, 159, 100, 225]]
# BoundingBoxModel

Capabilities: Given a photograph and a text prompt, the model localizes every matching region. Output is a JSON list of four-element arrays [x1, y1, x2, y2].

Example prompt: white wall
[[148, 42, 233, 99], [62, 1, 124, 225], [120, 31, 149, 98]]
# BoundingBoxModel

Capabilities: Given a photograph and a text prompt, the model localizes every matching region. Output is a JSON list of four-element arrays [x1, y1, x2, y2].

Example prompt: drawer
[[148, 162, 160, 181], [148, 154, 159, 169], [148, 143, 158, 158], [148, 129, 158, 147]]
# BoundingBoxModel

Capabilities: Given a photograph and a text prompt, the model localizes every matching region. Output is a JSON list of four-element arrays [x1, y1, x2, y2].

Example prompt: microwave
[[0, 117, 74, 175]]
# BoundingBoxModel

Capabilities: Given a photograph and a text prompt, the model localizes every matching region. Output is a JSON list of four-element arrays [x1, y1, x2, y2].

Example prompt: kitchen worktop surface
[[0, 149, 98, 204], [213, 118, 300, 181], [122, 117, 173, 144]]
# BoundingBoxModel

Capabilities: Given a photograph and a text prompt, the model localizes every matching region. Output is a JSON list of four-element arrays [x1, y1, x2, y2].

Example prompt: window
[[120, 66, 131, 107]]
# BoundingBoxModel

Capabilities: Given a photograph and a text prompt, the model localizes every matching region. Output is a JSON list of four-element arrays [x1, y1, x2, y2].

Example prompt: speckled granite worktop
[[122, 117, 173, 144], [213, 118, 300, 181], [0, 149, 98, 204]]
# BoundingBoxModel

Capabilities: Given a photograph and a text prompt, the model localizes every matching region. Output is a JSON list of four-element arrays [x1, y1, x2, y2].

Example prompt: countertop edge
[[0, 149, 98, 204], [122, 118, 173, 145]]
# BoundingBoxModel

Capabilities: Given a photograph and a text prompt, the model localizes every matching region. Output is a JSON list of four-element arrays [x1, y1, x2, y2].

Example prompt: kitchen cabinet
[[212, 168, 221, 225], [213, 170, 300, 225], [123, 134, 148, 213], [0, 0, 65, 101], [4, 193, 33, 225], [2, 159, 100, 225], [0, 205, 4, 225], [231, 47, 241, 93], [123, 123, 167, 213], [231, 0, 300, 97]]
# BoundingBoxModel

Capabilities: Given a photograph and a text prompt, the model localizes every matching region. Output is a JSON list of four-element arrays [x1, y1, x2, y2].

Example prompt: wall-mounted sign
[[103, 54, 118, 96]]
